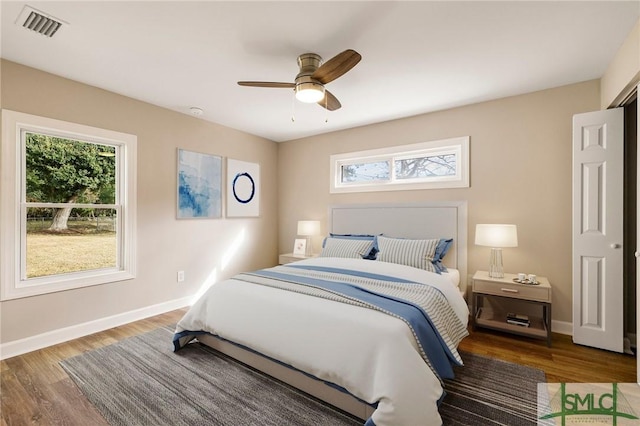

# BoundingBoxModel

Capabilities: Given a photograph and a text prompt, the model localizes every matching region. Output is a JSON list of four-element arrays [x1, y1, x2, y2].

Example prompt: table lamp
[[475, 224, 518, 278], [297, 220, 320, 256]]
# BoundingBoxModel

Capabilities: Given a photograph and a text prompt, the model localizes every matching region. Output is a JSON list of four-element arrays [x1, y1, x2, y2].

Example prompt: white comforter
[[176, 257, 469, 426]]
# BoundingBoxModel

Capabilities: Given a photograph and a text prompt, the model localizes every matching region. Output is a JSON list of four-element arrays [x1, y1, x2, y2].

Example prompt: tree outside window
[[24, 133, 119, 278], [395, 154, 457, 180]]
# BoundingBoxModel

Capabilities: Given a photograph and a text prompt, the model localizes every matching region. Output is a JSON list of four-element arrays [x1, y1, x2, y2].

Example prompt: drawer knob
[[501, 288, 519, 293]]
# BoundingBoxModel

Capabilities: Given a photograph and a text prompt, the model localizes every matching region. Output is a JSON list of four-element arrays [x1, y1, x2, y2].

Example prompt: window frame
[[330, 136, 470, 193], [1, 110, 137, 300]]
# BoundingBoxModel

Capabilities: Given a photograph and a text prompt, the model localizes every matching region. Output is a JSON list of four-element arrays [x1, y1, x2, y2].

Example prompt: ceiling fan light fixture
[[295, 82, 325, 103], [238, 49, 360, 111]]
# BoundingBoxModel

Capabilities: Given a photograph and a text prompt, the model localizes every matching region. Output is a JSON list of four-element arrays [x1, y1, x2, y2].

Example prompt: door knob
[[611, 243, 621, 249]]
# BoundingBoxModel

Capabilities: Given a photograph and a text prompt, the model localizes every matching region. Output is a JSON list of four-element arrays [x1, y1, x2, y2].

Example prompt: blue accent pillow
[[433, 238, 453, 273], [323, 233, 379, 259]]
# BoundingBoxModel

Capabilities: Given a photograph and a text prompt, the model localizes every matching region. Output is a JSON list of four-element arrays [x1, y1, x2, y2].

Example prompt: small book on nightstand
[[506, 313, 530, 327]]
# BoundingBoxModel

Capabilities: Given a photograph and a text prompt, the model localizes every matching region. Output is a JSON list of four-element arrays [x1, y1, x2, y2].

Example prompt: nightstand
[[278, 253, 317, 265], [472, 271, 552, 347]]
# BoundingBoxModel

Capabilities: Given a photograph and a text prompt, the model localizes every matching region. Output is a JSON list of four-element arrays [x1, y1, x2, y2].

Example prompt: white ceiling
[[2, 1, 638, 142]]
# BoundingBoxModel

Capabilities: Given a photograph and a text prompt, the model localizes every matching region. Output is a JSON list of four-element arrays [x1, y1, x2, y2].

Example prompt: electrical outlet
[[177, 270, 185, 282]]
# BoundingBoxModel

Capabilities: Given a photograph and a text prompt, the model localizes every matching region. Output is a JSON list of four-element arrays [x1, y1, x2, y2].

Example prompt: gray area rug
[[61, 326, 546, 426], [441, 352, 546, 425]]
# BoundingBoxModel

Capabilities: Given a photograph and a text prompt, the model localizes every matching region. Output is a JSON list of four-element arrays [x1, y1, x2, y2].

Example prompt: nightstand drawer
[[473, 280, 550, 301]]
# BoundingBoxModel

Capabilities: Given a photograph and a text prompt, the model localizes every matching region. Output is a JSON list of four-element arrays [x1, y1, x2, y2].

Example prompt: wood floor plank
[[0, 369, 51, 425], [6, 356, 73, 425], [46, 377, 109, 425], [1, 308, 636, 425]]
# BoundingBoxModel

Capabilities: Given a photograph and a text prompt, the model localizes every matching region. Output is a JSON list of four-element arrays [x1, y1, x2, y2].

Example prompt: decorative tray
[[513, 278, 540, 286]]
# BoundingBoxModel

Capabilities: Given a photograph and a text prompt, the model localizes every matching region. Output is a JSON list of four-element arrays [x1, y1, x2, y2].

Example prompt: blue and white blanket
[[174, 257, 469, 426]]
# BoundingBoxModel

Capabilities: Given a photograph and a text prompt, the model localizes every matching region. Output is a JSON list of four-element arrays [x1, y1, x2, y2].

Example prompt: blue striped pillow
[[320, 237, 374, 259], [324, 234, 379, 259], [375, 236, 439, 272]]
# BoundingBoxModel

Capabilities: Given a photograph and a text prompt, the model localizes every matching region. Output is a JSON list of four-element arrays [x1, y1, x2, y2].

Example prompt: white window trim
[[1, 110, 137, 301], [330, 136, 469, 193]]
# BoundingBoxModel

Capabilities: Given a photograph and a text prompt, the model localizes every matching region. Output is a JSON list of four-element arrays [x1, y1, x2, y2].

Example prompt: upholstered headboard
[[328, 202, 468, 288]]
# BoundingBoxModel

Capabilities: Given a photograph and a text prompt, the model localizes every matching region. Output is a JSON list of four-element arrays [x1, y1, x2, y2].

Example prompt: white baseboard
[[0, 296, 192, 360], [551, 319, 573, 336]]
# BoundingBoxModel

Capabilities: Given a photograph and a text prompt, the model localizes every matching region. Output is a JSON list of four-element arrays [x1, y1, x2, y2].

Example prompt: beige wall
[[0, 60, 279, 344], [0, 29, 634, 347], [278, 80, 601, 324], [601, 18, 640, 108]]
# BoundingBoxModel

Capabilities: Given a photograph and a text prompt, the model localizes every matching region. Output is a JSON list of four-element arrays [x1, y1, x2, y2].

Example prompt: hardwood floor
[[459, 327, 636, 384], [0, 310, 186, 426], [1, 309, 637, 425]]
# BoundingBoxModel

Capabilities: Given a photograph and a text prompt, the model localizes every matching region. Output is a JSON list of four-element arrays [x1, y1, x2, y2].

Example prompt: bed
[[173, 202, 469, 426]]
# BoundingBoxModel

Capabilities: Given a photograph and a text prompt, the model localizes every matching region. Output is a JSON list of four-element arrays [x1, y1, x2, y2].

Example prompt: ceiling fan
[[237, 49, 361, 111]]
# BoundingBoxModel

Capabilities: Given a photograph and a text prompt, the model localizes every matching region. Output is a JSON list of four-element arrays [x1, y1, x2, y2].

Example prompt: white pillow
[[375, 236, 438, 272]]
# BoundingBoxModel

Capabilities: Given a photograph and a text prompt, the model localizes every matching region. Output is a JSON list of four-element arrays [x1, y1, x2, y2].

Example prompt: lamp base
[[304, 236, 313, 257], [488, 247, 504, 278]]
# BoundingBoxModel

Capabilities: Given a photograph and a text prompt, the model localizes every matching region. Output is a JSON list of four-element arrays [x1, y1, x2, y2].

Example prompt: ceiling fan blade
[[318, 90, 341, 111], [311, 49, 361, 84], [237, 81, 295, 88]]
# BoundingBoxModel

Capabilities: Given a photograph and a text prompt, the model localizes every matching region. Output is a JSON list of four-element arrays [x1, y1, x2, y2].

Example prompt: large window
[[330, 136, 469, 193], [1, 110, 137, 300]]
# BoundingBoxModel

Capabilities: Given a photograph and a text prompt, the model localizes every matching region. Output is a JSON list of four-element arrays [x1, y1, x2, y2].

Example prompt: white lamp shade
[[297, 220, 321, 236], [475, 224, 518, 248]]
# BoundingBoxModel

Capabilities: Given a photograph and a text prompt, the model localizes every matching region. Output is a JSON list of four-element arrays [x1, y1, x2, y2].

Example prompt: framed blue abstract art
[[177, 149, 222, 219], [226, 158, 260, 217]]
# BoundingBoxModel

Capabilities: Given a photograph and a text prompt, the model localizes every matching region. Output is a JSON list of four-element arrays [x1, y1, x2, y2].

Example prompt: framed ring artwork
[[227, 158, 260, 217]]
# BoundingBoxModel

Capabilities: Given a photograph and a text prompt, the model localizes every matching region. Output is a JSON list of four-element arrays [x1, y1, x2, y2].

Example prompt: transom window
[[330, 136, 469, 193], [1, 110, 137, 300]]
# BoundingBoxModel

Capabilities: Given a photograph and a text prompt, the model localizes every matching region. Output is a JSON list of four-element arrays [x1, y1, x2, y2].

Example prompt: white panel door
[[572, 108, 624, 353]]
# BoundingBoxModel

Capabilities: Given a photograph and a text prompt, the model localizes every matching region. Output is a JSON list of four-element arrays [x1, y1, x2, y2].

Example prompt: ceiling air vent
[[16, 5, 67, 38]]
